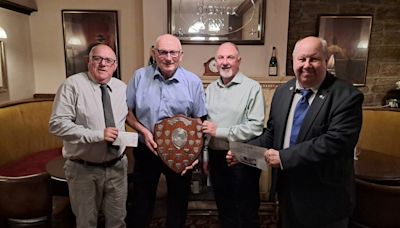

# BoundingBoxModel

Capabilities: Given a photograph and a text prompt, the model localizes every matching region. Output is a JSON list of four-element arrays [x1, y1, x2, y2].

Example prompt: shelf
[[201, 75, 294, 88]]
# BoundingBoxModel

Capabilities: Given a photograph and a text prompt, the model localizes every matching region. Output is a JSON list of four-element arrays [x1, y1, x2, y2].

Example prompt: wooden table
[[45, 156, 69, 196], [46, 156, 67, 181], [355, 148, 400, 185]]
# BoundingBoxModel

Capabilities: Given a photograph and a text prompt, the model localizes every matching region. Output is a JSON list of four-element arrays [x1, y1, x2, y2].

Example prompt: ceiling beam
[[0, 0, 37, 15]]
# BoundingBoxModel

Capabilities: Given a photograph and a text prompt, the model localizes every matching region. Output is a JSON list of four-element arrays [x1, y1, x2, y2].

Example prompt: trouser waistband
[[70, 153, 125, 167]]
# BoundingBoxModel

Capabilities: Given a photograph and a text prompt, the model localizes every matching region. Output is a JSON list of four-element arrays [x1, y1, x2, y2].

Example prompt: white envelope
[[112, 132, 138, 147]]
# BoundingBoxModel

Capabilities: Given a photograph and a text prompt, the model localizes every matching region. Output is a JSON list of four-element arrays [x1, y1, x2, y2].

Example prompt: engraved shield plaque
[[154, 115, 203, 173]]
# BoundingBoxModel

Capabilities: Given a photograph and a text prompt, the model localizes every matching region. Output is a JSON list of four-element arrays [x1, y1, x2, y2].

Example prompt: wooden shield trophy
[[154, 115, 203, 173]]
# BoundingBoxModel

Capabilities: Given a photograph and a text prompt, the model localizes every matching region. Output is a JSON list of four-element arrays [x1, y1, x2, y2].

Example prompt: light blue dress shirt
[[127, 65, 207, 141]]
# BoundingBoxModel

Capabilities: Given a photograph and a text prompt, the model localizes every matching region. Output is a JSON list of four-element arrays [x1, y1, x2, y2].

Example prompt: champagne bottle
[[148, 45, 155, 65], [191, 167, 202, 194], [269, 46, 278, 76]]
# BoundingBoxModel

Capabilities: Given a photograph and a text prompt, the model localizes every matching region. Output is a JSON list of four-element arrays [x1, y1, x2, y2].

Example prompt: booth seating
[[0, 98, 62, 172], [0, 98, 71, 226], [0, 98, 168, 225], [357, 108, 400, 157], [350, 108, 400, 228]]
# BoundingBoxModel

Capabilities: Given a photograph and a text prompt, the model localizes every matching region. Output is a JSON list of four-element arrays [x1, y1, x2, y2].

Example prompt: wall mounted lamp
[[0, 26, 7, 39]]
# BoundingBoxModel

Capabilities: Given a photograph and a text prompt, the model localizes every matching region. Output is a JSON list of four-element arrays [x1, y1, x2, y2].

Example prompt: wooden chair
[[0, 173, 52, 221], [0, 172, 71, 227], [350, 178, 400, 228]]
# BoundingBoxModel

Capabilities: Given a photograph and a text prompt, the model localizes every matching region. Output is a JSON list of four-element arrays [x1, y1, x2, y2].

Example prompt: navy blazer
[[250, 73, 363, 227]]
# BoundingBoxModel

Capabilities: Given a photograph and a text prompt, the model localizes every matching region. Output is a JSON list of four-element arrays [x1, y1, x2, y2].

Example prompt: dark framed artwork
[[0, 41, 7, 92], [318, 15, 372, 86], [62, 10, 120, 78]]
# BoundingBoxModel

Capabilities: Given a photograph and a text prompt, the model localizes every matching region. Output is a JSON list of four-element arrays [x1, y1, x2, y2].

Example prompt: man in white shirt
[[49, 44, 128, 228]]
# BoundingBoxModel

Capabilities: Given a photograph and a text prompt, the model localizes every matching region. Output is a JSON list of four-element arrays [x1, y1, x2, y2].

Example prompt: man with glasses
[[126, 34, 207, 228], [49, 44, 128, 228]]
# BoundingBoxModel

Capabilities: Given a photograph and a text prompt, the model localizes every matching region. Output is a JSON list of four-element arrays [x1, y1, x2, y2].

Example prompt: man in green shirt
[[202, 42, 265, 228]]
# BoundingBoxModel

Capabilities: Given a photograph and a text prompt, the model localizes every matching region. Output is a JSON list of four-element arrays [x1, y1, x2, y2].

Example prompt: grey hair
[[154, 34, 182, 50], [292, 37, 329, 59], [88, 44, 116, 60], [217, 42, 241, 59]]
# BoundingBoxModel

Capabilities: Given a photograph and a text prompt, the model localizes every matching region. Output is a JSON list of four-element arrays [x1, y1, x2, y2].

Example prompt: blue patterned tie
[[290, 89, 313, 146]]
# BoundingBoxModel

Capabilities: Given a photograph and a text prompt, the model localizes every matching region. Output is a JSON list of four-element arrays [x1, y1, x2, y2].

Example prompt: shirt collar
[[216, 72, 244, 88], [87, 71, 113, 92], [153, 66, 182, 82], [295, 80, 319, 94]]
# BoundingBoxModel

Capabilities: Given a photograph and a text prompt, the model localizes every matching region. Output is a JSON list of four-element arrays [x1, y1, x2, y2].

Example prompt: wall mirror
[[168, 0, 265, 45], [0, 41, 7, 92]]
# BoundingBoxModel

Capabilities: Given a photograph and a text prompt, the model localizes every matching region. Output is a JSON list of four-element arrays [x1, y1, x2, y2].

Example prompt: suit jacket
[[250, 73, 363, 227]]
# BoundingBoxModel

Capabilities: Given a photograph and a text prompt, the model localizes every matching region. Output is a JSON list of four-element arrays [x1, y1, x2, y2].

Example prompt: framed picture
[[318, 15, 372, 86], [168, 0, 266, 45], [62, 10, 120, 78], [0, 41, 7, 92]]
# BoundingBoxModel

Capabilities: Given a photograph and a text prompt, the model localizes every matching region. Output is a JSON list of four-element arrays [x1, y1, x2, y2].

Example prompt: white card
[[113, 132, 138, 147]]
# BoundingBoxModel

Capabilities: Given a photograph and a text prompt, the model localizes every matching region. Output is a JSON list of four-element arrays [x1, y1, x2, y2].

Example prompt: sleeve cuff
[[215, 128, 229, 139], [90, 130, 105, 143], [279, 152, 284, 170]]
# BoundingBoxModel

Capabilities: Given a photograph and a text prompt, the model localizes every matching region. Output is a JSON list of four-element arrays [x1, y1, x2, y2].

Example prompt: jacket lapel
[[276, 80, 297, 145]]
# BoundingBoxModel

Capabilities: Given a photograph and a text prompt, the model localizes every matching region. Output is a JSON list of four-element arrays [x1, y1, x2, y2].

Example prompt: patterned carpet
[[5, 212, 277, 228], [5, 189, 278, 228], [150, 215, 277, 228], [149, 216, 220, 228]]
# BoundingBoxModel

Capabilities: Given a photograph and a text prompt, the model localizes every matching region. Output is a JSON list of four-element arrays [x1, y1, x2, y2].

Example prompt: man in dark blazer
[[229, 36, 364, 228]]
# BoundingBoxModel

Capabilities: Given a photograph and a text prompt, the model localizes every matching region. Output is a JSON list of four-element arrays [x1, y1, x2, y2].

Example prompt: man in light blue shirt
[[126, 34, 207, 228]]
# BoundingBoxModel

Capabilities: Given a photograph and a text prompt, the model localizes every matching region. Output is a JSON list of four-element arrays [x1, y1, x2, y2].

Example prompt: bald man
[[126, 34, 207, 228], [202, 42, 265, 228], [235, 36, 364, 228], [49, 44, 128, 228]]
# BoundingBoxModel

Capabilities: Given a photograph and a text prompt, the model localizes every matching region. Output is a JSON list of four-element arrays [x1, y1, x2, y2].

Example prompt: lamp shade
[[0, 26, 7, 39]]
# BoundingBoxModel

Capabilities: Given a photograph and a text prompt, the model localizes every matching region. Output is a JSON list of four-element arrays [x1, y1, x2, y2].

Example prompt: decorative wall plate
[[154, 115, 203, 173]]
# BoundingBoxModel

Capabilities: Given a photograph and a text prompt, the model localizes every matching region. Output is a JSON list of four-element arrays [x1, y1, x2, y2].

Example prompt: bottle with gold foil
[[269, 46, 278, 76]]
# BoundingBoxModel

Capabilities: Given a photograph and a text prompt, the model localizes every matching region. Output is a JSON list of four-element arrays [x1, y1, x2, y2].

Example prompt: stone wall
[[286, 0, 400, 106]]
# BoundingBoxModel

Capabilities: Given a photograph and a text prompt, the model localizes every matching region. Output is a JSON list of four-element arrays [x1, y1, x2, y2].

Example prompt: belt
[[70, 153, 125, 167]]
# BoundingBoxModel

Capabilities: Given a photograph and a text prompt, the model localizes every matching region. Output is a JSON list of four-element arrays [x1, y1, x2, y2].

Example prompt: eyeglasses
[[155, 49, 182, 58], [91, 56, 116, 66]]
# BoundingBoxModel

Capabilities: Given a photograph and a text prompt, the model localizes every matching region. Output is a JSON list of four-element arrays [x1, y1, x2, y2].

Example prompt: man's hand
[[104, 127, 118, 142], [264, 149, 281, 168], [202, 120, 217, 137], [226, 151, 239, 166], [181, 159, 199, 176], [143, 129, 158, 156]]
